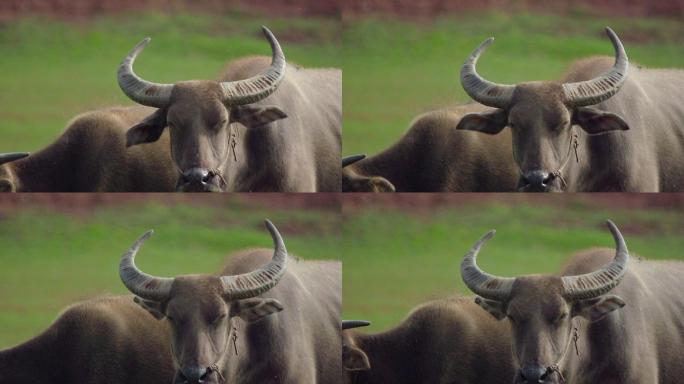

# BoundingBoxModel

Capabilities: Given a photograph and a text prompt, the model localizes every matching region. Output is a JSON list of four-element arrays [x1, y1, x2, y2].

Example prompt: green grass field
[[0, 199, 339, 347], [343, 12, 684, 155], [342, 198, 684, 332], [0, 12, 340, 152]]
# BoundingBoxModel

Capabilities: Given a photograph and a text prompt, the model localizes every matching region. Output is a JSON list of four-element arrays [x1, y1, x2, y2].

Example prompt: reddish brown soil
[[341, 193, 684, 212], [0, 193, 341, 214], [343, 0, 684, 19], [0, 0, 341, 20], [0, 194, 680, 216], [2, 0, 681, 20]]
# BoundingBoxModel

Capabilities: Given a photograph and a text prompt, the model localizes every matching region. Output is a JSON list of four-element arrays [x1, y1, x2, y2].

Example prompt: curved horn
[[342, 320, 372, 330], [460, 37, 515, 109], [460, 230, 515, 301], [342, 154, 366, 168], [221, 219, 288, 300], [561, 220, 629, 300], [0, 152, 29, 165], [117, 37, 174, 108], [221, 26, 286, 106], [562, 27, 628, 107], [119, 230, 174, 302]]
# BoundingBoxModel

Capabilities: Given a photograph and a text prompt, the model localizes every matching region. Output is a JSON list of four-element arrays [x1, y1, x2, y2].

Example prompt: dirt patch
[[0, 193, 340, 215], [341, 193, 684, 213], [0, 0, 340, 21], [342, 0, 684, 19]]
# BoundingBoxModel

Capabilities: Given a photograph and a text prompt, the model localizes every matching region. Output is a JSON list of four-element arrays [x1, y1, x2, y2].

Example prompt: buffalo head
[[342, 320, 372, 372], [457, 28, 629, 192], [118, 27, 288, 192], [119, 220, 288, 384], [0, 152, 29, 192], [460, 221, 628, 384], [341, 154, 395, 192]]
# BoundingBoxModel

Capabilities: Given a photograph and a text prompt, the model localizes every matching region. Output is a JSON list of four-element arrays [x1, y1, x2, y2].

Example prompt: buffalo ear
[[0, 179, 15, 192], [343, 345, 371, 371], [343, 171, 396, 193], [475, 297, 507, 320], [133, 296, 165, 320], [230, 105, 288, 128], [456, 109, 508, 134], [368, 176, 396, 192], [573, 106, 629, 135], [230, 298, 284, 323], [572, 295, 625, 322], [126, 109, 167, 147]]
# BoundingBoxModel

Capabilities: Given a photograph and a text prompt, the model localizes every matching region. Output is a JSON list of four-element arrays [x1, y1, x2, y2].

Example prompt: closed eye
[[553, 312, 567, 324], [214, 119, 228, 131], [212, 313, 227, 325]]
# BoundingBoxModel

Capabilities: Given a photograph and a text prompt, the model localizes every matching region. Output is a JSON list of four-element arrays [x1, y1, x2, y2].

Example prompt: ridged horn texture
[[342, 320, 372, 330], [119, 230, 174, 302], [221, 26, 286, 106], [220, 219, 288, 300], [561, 220, 629, 300], [0, 152, 29, 165], [460, 230, 515, 302], [117, 38, 174, 108], [460, 37, 515, 109], [342, 154, 367, 167], [562, 27, 628, 107]]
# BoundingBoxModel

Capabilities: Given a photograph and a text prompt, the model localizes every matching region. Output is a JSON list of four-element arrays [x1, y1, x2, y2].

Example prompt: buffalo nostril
[[519, 364, 547, 383], [182, 168, 210, 185], [180, 366, 208, 383], [200, 369, 210, 379], [521, 170, 550, 188]]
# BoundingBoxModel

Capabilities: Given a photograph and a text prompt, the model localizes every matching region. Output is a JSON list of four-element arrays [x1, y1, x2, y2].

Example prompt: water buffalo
[[119, 27, 342, 192], [0, 220, 343, 384], [457, 27, 684, 192], [120, 220, 342, 384], [460, 220, 684, 383], [0, 106, 177, 192], [0, 296, 175, 383], [342, 296, 514, 383], [342, 103, 518, 192]]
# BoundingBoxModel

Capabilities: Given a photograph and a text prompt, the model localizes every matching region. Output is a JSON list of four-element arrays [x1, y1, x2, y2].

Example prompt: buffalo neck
[[351, 327, 426, 384], [13, 150, 73, 192], [563, 312, 628, 382], [225, 313, 289, 382], [0, 329, 60, 383], [225, 122, 292, 191]]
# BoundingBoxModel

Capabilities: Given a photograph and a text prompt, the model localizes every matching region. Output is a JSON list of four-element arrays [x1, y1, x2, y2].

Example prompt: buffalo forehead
[[509, 276, 566, 318]]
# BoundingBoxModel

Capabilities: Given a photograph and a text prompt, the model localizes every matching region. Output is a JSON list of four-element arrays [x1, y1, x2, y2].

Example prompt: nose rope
[[550, 129, 580, 189], [544, 320, 580, 384], [205, 124, 239, 189], [230, 124, 239, 162], [232, 325, 239, 356], [205, 323, 238, 383]]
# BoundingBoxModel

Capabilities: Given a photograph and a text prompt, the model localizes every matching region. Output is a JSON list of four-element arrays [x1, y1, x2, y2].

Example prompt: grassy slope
[[0, 12, 340, 152], [342, 200, 684, 332], [0, 201, 339, 347], [343, 12, 684, 155]]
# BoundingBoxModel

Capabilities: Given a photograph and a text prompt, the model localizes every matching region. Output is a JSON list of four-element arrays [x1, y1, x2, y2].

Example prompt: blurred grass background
[[343, 12, 684, 155], [0, 195, 340, 348], [342, 195, 684, 332], [0, 11, 340, 152]]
